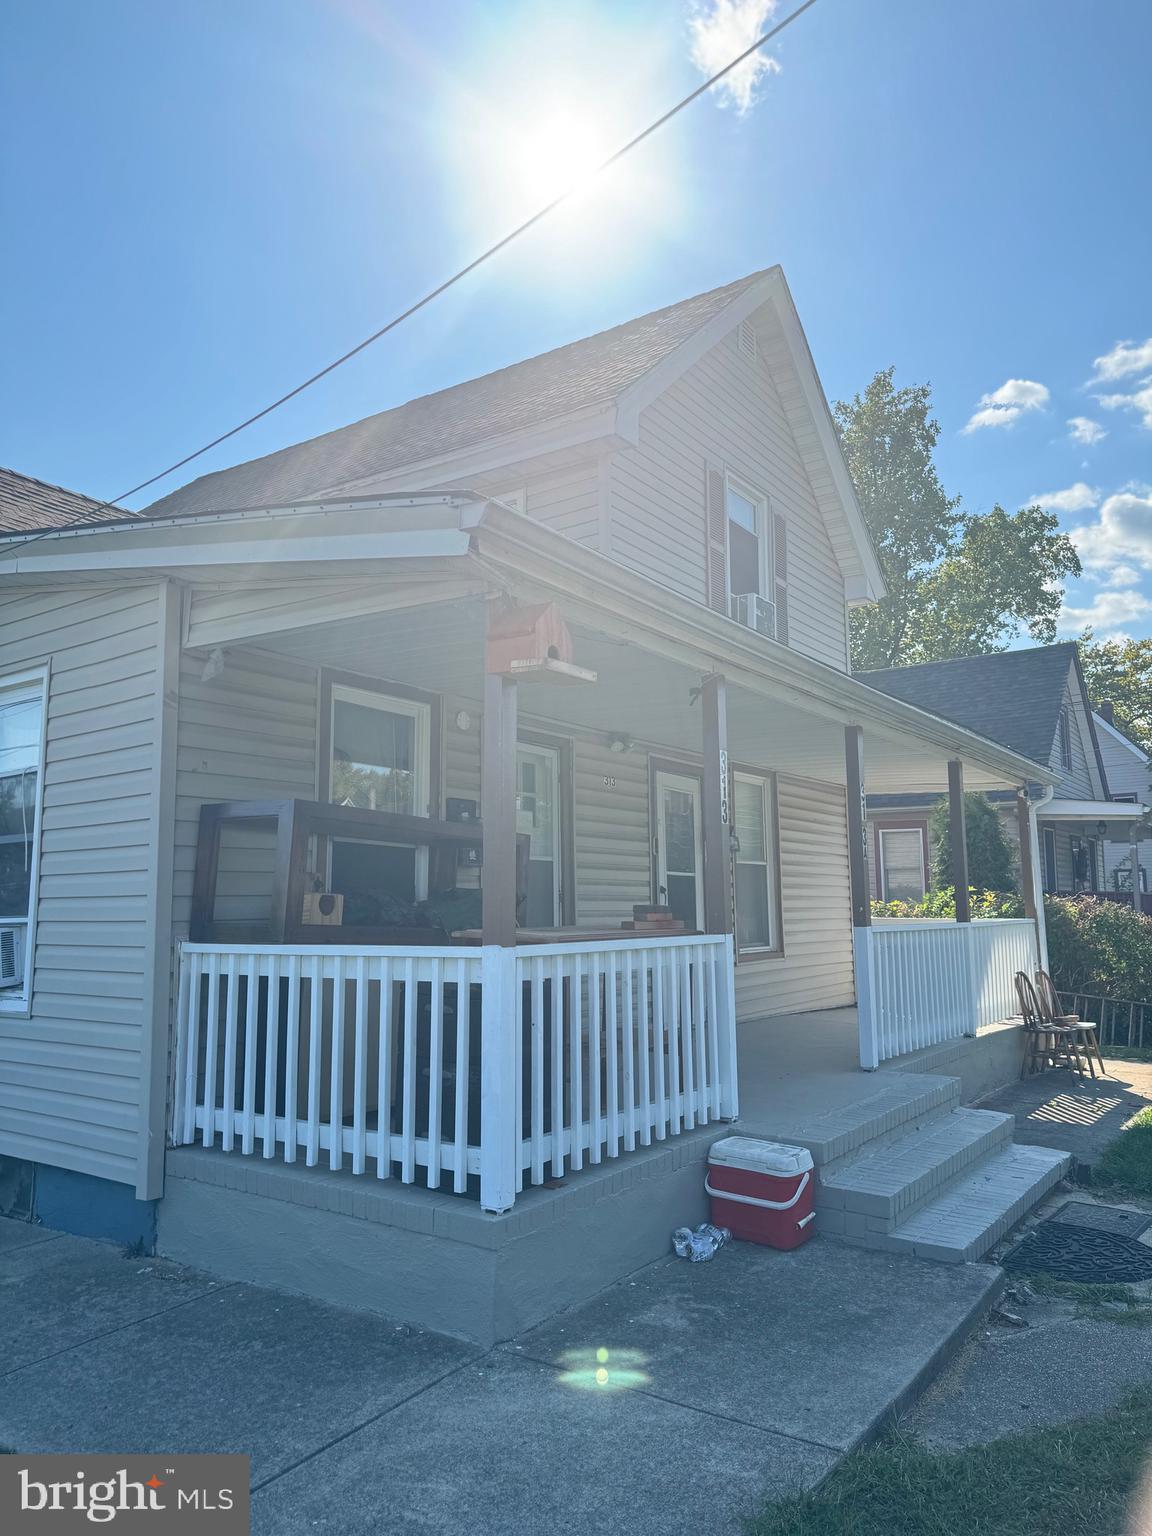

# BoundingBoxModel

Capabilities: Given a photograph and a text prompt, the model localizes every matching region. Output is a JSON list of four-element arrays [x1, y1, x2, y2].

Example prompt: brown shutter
[[705, 466, 729, 613], [773, 512, 789, 644]]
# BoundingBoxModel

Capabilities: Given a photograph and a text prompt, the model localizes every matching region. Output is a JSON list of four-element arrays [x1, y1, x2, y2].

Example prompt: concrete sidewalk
[[0, 1216, 1001, 1534]]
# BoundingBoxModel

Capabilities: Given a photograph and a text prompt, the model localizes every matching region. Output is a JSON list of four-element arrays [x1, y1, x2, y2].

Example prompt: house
[[862, 644, 1147, 907], [0, 270, 1070, 1344], [1093, 703, 1151, 904]]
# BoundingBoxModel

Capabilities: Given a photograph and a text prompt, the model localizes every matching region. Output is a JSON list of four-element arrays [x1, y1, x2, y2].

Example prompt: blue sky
[[2, 0, 1150, 639]]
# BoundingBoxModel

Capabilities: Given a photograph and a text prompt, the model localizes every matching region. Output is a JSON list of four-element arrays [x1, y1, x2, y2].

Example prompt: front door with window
[[655, 771, 704, 929], [517, 744, 561, 926]]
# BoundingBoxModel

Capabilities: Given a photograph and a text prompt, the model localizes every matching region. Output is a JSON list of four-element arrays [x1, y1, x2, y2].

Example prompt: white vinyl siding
[[172, 648, 318, 937], [450, 454, 603, 549], [607, 330, 850, 670], [1050, 677, 1102, 798], [0, 585, 168, 1189], [735, 777, 855, 1018]]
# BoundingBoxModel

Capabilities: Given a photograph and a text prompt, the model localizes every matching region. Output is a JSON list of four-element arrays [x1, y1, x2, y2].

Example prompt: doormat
[[1003, 1223, 1152, 1283], [1046, 1200, 1152, 1239]]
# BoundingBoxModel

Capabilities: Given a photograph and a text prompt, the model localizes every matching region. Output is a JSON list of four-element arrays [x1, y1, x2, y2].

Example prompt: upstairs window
[[706, 468, 790, 644], [726, 483, 763, 601], [0, 671, 46, 1002], [1058, 709, 1073, 770]]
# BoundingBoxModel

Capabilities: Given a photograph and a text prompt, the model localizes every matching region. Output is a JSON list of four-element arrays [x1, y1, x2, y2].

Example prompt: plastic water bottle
[[672, 1222, 732, 1262]]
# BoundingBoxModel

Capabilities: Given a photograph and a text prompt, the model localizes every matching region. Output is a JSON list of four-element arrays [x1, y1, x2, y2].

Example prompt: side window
[[0, 671, 46, 1003], [1042, 827, 1058, 893], [1058, 709, 1073, 770], [733, 773, 780, 952]]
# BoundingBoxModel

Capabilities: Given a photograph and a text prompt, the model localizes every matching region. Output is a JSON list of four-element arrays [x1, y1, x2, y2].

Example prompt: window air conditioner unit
[[0, 926, 22, 989], [731, 591, 777, 639]]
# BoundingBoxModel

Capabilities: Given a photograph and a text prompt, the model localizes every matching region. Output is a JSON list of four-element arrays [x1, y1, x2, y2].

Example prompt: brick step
[[878, 1144, 1071, 1264], [741, 1071, 960, 1168], [817, 1107, 1015, 1235]]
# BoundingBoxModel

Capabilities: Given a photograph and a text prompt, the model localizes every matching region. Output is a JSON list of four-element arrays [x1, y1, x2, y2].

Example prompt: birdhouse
[[486, 603, 596, 684]]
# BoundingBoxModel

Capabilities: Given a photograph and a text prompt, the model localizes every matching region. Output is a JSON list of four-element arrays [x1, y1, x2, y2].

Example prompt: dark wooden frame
[[190, 798, 486, 944], [317, 667, 444, 815]]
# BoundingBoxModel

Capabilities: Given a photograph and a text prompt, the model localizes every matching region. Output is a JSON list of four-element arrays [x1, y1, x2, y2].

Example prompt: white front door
[[655, 771, 704, 930], [517, 743, 561, 926]]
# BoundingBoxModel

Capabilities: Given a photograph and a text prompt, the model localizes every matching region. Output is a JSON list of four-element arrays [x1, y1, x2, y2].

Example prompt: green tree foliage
[[834, 369, 1082, 670], [1078, 632, 1152, 755], [928, 791, 1016, 894], [1045, 896, 1152, 1003]]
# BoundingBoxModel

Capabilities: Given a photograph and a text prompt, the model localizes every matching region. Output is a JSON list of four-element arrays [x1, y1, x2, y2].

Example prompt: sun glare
[[506, 110, 611, 207]]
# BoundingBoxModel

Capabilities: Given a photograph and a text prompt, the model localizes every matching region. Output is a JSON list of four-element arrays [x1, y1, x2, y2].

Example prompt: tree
[[1078, 633, 1152, 755], [929, 792, 1017, 894], [834, 369, 1082, 670]]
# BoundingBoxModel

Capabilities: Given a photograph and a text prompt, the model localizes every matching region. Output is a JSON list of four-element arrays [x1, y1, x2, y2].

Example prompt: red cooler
[[706, 1136, 816, 1250]]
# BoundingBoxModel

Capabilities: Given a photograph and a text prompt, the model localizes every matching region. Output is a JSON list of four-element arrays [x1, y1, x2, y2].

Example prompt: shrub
[[871, 887, 1024, 920], [929, 791, 1017, 894], [1045, 896, 1152, 1003]]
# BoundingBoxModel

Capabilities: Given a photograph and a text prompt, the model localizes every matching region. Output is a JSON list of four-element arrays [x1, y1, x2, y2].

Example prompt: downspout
[[1027, 784, 1055, 972]]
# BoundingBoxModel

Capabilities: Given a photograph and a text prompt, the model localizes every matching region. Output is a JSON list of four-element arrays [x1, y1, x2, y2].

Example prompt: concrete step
[[818, 1107, 1015, 1233], [741, 1070, 960, 1168], [877, 1144, 1071, 1264]]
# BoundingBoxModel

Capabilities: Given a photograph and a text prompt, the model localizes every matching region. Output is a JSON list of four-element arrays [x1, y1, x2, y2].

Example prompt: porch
[[161, 497, 1057, 1245]]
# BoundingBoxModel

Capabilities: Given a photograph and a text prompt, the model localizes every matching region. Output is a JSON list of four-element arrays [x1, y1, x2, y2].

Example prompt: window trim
[[0, 664, 48, 1014], [731, 768, 783, 959], [1042, 826, 1059, 894], [872, 823, 940, 903], [317, 669, 441, 814]]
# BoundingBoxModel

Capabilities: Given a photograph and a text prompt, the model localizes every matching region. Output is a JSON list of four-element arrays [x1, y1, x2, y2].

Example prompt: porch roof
[[0, 491, 1055, 793]]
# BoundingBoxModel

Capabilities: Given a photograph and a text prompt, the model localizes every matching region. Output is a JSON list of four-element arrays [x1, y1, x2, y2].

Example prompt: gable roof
[[141, 271, 773, 522], [0, 466, 117, 534], [860, 644, 1084, 769]]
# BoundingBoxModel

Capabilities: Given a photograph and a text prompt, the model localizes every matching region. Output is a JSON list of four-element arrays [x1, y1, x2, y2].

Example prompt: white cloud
[[1071, 489, 1152, 572], [1057, 587, 1152, 636], [1029, 482, 1100, 513], [1068, 415, 1107, 446], [961, 377, 1049, 433], [1091, 338, 1152, 382], [689, 0, 781, 113], [1096, 381, 1152, 430]]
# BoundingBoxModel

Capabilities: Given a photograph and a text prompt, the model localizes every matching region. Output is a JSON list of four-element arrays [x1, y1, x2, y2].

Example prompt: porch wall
[[174, 644, 856, 1021]]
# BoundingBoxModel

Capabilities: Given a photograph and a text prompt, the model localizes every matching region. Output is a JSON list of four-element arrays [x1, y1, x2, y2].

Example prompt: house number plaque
[[718, 749, 730, 825]]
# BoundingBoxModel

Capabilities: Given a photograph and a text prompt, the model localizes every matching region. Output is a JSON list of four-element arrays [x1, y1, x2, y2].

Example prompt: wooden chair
[[1015, 972, 1082, 1077], [1035, 969, 1106, 1078]]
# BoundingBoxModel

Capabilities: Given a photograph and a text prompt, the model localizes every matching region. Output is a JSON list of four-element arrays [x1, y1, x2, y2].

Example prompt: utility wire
[[3, 0, 820, 559]]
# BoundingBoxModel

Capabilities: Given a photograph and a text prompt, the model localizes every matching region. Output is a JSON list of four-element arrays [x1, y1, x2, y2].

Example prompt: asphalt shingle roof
[[860, 645, 1080, 768], [141, 269, 773, 521], [0, 467, 116, 535]]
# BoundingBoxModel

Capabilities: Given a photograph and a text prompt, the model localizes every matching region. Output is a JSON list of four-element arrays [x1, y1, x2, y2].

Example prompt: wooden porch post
[[845, 725, 879, 1070], [947, 760, 971, 922], [1016, 791, 1037, 921], [479, 664, 519, 1212], [700, 674, 733, 936], [481, 671, 519, 946], [700, 674, 739, 1118]]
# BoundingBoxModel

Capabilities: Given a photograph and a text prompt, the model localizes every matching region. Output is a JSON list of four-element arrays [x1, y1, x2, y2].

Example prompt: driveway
[[0, 1216, 1000, 1534]]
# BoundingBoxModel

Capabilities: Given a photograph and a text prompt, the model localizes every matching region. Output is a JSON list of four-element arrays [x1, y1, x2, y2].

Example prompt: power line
[[2, 0, 821, 559]]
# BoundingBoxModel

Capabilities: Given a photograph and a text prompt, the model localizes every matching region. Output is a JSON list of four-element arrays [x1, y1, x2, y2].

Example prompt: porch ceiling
[[250, 599, 1029, 793]]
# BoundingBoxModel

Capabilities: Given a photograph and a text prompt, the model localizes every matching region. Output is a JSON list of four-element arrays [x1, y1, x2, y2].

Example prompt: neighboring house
[[0, 270, 1070, 1343], [1093, 703, 1151, 899], [861, 645, 1147, 903]]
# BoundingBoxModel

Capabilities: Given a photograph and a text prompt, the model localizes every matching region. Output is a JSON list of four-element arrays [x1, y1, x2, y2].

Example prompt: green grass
[[746, 1391, 1152, 1536], [1096, 1106, 1152, 1195]]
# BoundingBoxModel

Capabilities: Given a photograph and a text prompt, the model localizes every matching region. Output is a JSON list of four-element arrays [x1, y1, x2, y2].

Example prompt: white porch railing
[[172, 934, 737, 1212], [855, 918, 1037, 1068]]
